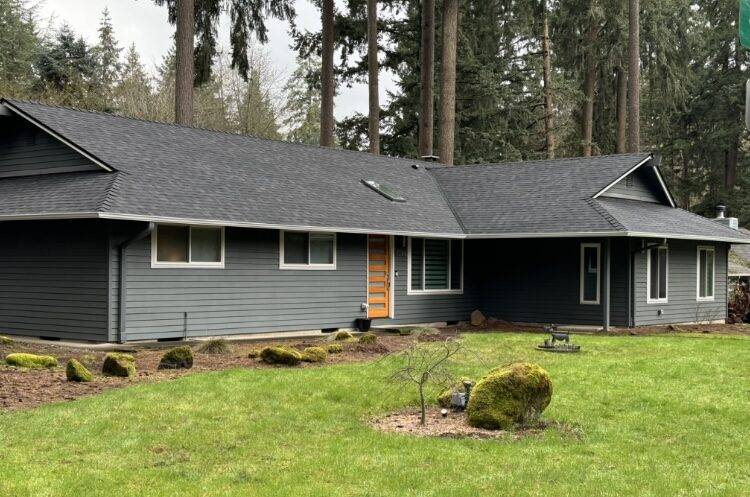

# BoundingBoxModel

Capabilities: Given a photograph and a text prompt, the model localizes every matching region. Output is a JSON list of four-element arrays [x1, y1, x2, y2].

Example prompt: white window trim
[[151, 224, 225, 269], [406, 237, 464, 295], [696, 245, 716, 302], [646, 245, 669, 304], [579, 243, 601, 305], [279, 231, 337, 270]]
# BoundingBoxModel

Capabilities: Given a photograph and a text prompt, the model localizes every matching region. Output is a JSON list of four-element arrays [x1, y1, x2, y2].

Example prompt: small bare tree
[[390, 338, 462, 425]]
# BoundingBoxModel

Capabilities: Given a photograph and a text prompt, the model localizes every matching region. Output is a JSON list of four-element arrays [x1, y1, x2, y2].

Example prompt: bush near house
[[158, 346, 194, 370], [260, 346, 303, 366], [66, 359, 93, 382], [358, 333, 377, 344], [0, 336, 13, 345], [334, 331, 354, 341], [102, 353, 136, 378], [5, 353, 58, 368], [247, 349, 261, 359], [327, 343, 343, 354], [301, 346, 327, 363], [197, 339, 231, 355]]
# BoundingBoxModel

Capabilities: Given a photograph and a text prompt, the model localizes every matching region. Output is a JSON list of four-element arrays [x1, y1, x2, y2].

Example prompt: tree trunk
[[615, 65, 627, 153], [627, 0, 640, 152], [418, 378, 427, 425], [581, 5, 598, 157], [367, 0, 380, 154], [174, 0, 195, 125], [320, 0, 335, 147], [725, 134, 739, 190], [541, 1, 555, 159], [419, 0, 435, 158], [437, 0, 459, 166]]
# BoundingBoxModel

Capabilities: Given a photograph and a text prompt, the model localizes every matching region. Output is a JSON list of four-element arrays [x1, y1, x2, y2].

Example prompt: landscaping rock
[[358, 333, 377, 344], [197, 339, 231, 355], [437, 378, 474, 408], [466, 363, 552, 430], [66, 359, 93, 382], [334, 331, 354, 341], [102, 352, 136, 377], [0, 335, 13, 345], [260, 346, 303, 365], [327, 343, 343, 354], [5, 353, 58, 368], [470, 310, 487, 326], [301, 346, 327, 363], [158, 346, 194, 370], [247, 349, 261, 359]]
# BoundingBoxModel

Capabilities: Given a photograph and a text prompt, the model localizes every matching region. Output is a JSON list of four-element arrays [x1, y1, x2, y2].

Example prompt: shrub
[[466, 363, 552, 430], [102, 352, 136, 378], [66, 359, 93, 382], [334, 331, 354, 341], [247, 349, 261, 359], [260, 346, 302, 366], [197, 339, 231, 355], [158, 346, 194, 370], [397, 327, 413, 336], [301, 346, 327, 363], [327, 343, 343, 354], [5, 353, 58, 368], [358, 333, 377, 344], [0, 336, 13, 345], [437, 377, 473, 408]]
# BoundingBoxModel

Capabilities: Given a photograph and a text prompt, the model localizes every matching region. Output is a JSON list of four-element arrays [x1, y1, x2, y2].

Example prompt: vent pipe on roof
[[714, 204, 738, 230]]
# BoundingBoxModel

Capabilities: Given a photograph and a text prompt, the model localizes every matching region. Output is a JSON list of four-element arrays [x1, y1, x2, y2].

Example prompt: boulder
[[102, 352, 136, 377], [358, 333, 377, 344], [301, 346, 327, 363], [158, 346, 194, 370], [466, 363, 552, 430], [5, 353, 58, 368], [470, 309, 487, 326], [327, 343, 343, 354], [66, 359, 93, 382], [260, 346, 303, 366]]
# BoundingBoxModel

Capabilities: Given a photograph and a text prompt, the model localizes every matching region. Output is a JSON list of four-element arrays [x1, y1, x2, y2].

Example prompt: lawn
[[1, 332, 749, 497]]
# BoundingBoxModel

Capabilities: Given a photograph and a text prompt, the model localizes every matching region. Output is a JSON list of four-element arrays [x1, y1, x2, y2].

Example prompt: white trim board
[[646, 245, 669, 304], [579, 242, 601, 305], [278, 230, 337, 270], [696, 245, 716, 302], [150, 224, 226, 269]]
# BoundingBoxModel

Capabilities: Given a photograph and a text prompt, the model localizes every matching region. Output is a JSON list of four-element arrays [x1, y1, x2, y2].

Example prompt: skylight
[[361, 179, 406, 202]]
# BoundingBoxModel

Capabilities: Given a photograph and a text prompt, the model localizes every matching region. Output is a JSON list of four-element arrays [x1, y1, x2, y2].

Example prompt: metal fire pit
[[536, 328, 581, 353]]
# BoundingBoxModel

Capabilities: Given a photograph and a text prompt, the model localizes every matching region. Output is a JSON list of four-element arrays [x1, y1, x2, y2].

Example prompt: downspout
[[117, 222, 154, 343], [602, 238, 610, 332]]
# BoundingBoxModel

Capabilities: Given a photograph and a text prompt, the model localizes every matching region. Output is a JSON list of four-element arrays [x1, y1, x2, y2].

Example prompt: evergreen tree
[[283, 58, 322, 145], [115, 44, 155, 119], [0, 0, 40, 98], [93, 8, 122, 110]]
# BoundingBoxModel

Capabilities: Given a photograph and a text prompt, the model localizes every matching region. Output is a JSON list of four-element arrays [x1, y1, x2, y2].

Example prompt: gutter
[[117, 222, 154, 343]]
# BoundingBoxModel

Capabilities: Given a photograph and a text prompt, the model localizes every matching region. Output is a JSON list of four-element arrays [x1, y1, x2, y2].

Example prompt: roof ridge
[[2, 97, 438, 168], [426, 169, 468, 234], [98, 171, 123, 212], [587, 198, 627, 231]]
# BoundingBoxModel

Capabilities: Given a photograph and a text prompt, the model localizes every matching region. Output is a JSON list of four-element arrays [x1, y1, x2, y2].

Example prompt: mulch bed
[[370, 408, 581, 441], [0, 331, 425, 413]]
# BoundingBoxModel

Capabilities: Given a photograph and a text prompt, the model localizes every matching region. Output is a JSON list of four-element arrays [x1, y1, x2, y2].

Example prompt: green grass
[[1, 332, 749, 497]]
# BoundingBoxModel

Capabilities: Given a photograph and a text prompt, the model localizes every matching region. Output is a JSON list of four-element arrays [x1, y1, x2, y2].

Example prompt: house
[[0, 98, 747, 342], [730, 227, 750, 282]]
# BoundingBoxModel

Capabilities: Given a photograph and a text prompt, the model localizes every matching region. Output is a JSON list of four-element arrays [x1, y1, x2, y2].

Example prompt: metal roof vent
[[714, 204, 739, 230], [361, 179, 406, 202]]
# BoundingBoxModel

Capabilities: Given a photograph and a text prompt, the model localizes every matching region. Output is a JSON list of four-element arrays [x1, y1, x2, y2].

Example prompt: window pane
[[310, 234, 334, 264], [450, 240, 462, 290], [583, 246, 599, 302], [658, 248, 667, 299], [699, 250, 707, 298], [411, 238, 423, 290], [191, 227, 222, 263], [649, 249, 659, 300], [284, 232, 308, 264], [706, 250, 714, 297], [156, 225, 189, 262], [425, 239, 449, 290]]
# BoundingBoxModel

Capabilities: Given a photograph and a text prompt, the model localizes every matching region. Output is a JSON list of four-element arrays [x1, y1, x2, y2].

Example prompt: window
[[647, 245, 668, 303], [697, 246, 715, 301], [280, 231, 336, 269], [408, 238, 463, 294], [579, 243, 600, 304], [152, 224, 224, 268]]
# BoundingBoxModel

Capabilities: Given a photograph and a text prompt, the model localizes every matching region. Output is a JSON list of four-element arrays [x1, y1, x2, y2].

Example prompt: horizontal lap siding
[[633, 239, 727, 325], [0, 220, 109, 340], [119, 228, 368, 340]]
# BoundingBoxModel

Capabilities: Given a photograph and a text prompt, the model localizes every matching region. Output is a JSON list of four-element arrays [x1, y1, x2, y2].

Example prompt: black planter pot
[[355, 318, 372, 332]]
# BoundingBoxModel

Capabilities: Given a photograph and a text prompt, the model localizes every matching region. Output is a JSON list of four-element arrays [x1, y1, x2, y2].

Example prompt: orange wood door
[[367, 235, 391, 318]]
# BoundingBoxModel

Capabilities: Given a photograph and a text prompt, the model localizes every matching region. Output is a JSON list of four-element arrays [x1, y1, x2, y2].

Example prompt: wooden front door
[[367, 235, 391, 318]]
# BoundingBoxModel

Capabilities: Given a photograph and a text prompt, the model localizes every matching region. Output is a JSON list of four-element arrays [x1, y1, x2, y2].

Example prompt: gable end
[[593, 156, 676, 207]]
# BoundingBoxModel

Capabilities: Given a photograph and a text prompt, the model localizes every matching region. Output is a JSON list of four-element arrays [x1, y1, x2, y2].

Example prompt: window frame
[[696, 245, 716, 302], [579, 243, 601, 305], [646, 245, 669, 304], [151, 224, 225, 269], [406, 237, 464, 295], [278, 230, 337, 270]]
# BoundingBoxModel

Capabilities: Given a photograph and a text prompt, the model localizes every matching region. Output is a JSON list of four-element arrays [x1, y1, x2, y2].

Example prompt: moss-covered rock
[[158, 346, 194, 370], [260, 346, 302, 365], [197, 339, 231, 355], [437, 377, 474, 408], [466, 363, 552, 430], [301, 346, 327, 363], [102, 352, 136, 377], [5, 353, 58, 368], [0, 336, 13, 345], [358, 333, 377, 344], [66, 358, 93, 382], [334, 331, 354, 341], [247, 349, 261, 359], [327, 343, 343, 354]]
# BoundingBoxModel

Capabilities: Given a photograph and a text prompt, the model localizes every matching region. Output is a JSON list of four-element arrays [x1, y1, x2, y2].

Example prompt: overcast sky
[[36, 0, 396, 119]]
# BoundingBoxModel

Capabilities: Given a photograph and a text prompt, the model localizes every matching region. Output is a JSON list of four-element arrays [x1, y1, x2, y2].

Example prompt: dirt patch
[[0, 331, 423, 413], [370, 408, 580, 440]]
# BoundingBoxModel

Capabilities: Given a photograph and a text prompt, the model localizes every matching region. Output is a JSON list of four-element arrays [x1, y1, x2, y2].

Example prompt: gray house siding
[[0, 220, 109, 340], [633, 239, 727, 326], [0, 117, 100, 178], [601, 166, 664, 203]]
